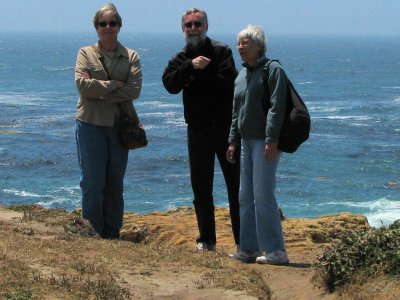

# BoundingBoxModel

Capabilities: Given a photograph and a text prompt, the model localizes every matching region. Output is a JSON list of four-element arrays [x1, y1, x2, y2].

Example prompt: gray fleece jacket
[[228, 56, 288, 145]]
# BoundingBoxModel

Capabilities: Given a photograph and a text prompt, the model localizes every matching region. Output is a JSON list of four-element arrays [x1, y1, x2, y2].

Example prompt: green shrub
[[313, 220, 400, 291]]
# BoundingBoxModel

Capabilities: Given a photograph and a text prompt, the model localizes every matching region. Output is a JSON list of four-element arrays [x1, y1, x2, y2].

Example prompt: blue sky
[[2, 0, 399, 36]]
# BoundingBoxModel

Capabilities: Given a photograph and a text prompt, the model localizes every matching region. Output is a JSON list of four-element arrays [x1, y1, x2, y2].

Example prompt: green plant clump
[[313, 220, 400, 291]]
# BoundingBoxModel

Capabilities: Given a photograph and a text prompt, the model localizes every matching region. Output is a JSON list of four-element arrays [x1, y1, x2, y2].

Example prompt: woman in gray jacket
[[227, 25, 289, 265], [75, 3, 142, 239]]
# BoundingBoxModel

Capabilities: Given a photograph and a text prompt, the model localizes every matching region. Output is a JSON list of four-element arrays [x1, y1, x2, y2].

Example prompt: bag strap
[[262, 59, 280, 112], [91, 44, 111, 80], [91, 44, 125, 111], [262, 59, 308, 113]]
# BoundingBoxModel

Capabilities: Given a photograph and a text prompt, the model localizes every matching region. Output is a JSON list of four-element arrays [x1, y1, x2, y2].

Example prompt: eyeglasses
[[98, 21, 118, 28], [184, 21, 203, 29]]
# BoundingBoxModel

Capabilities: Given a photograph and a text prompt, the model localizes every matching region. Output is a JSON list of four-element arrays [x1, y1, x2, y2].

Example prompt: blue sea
[[0, 32, 399, 227]]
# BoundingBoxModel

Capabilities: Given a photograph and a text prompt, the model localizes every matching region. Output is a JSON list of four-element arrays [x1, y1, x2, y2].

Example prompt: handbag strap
[[263, 60, 308, 113], [91, 44, 111, 80], [262, 59, 280, 112], [91, 44, 125, 111]]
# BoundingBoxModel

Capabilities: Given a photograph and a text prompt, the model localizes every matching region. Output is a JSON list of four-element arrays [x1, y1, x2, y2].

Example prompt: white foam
[[2, 188, 42, 198], [366, 211, 400, 228], [308, 106, 339, 113], [36, 198, 78, 209], [142, 111, 178, 117], [336, 198, 399, 227], [140, 100, 182, 109], [319, 115, 373, 121], [317, 198, 400, 228], [45, 66, 74, 72], [56, 185, 81, 195]]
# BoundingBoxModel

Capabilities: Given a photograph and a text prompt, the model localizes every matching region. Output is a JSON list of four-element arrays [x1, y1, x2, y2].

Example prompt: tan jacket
[[75, 42, 142, 126]]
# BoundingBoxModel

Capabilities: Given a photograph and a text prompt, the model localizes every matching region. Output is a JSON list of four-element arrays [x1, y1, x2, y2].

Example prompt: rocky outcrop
[[121, 207, 370, 256]]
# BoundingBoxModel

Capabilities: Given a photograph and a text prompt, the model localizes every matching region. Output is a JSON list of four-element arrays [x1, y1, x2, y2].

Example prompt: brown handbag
[[118, 102, 148, 150], [91, 44, 148, 150]]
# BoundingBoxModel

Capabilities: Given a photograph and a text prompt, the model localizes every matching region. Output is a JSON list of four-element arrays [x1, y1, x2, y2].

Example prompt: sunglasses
[[184, 21, 203, 29], [98, 21, 118, 28]]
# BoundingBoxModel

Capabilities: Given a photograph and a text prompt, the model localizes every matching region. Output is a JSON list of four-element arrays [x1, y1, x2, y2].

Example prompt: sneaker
[[196, 242, 216, 251], [230, 250, 259, 263], [256, 250, 289, 265]]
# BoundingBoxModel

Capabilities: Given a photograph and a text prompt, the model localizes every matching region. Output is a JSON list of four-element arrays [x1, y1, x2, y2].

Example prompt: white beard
[[185, 32, 207, 49]]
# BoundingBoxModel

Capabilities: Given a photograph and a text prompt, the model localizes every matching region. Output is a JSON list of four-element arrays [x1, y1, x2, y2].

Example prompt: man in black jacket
[[162, 8, 240, 251]]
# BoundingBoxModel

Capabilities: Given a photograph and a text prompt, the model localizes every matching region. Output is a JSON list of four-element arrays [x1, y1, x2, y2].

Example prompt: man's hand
[[226, 144, 237, 163], [192, 56, 211, 70]]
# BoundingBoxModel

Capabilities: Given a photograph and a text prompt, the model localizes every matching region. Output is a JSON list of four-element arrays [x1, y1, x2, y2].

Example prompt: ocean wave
[[320, 198, 400, 228], [307, 106, 339, 113], [140, 100, 182, 108], [1, 157, 58, 168], [366, 210, 400, 228], [44, 66, 74, 72], [382, 86, 400, 89], [2, 188, 42, 198], [164, 119, 186, 127], [0, 93, 43, 105], [36, 197, 81, 210], [142, 111, 179, 117], [317, 115, 373, 121], [57, 185, 81, 195], [1, 185, 81, 210]]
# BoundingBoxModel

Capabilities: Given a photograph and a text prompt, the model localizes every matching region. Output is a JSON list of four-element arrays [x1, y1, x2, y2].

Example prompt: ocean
[[0, 32, 399, 227]]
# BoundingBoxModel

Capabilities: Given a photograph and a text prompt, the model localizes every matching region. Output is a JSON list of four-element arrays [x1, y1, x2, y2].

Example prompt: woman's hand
[[79, 71, 91, 79], [226, 144, 237, 163], [264, 143, 278, 160], [114, 80, 125, 88]]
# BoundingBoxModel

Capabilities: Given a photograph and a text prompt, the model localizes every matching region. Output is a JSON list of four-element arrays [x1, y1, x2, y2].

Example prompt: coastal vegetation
[[313, 220, 400, 294]]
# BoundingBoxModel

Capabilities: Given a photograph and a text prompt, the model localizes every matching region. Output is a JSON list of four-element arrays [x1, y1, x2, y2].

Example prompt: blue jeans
[[239, 139, 285, 253], [76, 120, 129, 239]]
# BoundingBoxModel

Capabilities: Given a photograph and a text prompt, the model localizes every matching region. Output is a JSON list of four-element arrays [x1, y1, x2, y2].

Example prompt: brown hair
[[93, 3, 122, 29]]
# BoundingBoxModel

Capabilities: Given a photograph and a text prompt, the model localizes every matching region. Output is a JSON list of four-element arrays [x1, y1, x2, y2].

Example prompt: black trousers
[[187, 123, 240, 245]]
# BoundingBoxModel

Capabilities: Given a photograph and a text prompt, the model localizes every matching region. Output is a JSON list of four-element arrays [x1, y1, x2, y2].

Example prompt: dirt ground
[[0, 204, 397, 299]]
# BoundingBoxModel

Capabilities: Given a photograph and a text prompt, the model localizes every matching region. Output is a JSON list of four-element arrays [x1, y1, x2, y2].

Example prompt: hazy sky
[[1, 0, 399, 36]]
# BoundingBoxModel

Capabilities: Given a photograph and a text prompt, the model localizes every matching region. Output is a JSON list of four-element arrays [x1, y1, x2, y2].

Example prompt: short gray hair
[[93, 3, 122, 29], [181, 8, 208, 27], [237, 25, 267, 56]]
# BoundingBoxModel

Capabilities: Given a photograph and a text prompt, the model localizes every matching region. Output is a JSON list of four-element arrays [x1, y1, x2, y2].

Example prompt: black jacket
[[162, 37, 237, 126]]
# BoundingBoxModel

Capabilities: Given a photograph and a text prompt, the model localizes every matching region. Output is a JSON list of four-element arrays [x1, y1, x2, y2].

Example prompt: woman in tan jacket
[[75, 3, 142, 239]]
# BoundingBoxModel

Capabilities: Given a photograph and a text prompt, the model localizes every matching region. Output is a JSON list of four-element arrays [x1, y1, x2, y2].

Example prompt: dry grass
[[0, 205, 270, 299], [3, 204, 394, 300]]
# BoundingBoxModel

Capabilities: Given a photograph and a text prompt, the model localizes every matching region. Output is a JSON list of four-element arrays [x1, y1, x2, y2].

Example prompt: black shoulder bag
[[263, 60, 310, 153]]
